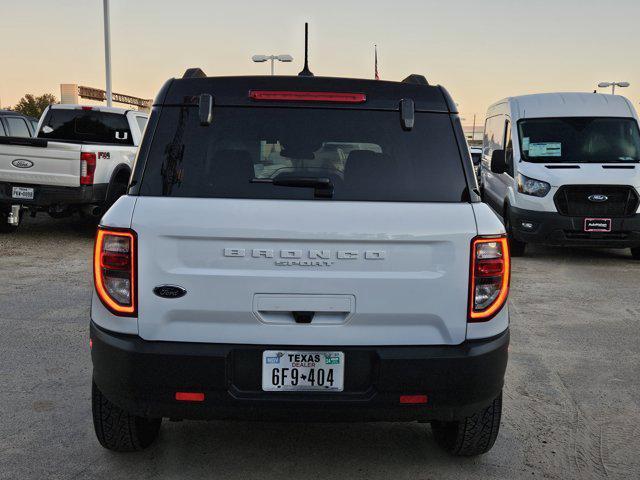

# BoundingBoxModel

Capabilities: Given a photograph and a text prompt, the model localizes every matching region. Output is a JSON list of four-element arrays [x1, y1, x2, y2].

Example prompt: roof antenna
[[298, 23, 314, 77]]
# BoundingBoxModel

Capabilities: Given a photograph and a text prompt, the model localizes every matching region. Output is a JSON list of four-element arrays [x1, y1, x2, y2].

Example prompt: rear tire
[[431, 392, 502, 456], [104, 179, 128, 212], [92, 380, 161, 452], [631, 247, 640, 260]]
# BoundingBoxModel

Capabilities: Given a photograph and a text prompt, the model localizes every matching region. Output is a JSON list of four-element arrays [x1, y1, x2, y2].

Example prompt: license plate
[[12, 186, 34, 200], [584, 218, 611, 232], [262, 350, 344, 392]]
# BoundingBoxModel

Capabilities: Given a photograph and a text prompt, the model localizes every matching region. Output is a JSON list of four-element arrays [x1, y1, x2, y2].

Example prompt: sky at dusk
[[1, 0, 639, 123]]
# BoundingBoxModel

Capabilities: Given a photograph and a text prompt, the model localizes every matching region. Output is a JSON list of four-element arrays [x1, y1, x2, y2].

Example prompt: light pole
[[103, 0, 113, 107], [252, 54, 293, 75], [597, 81, 630, 95]]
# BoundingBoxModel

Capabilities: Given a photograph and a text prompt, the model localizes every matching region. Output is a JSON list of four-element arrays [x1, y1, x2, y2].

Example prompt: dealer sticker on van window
[[522, 137, 530, 150], [529, 142, 562, 157]]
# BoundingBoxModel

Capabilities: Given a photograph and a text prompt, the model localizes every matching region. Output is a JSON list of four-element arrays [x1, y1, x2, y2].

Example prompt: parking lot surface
[[1, 215, 639, 480]]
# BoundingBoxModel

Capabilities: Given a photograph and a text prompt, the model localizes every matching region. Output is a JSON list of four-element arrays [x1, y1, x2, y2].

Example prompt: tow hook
[[7, 205, 20, 226]]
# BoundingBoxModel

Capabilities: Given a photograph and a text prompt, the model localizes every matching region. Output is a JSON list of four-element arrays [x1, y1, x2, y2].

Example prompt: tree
[[13, 93, 58, 118]]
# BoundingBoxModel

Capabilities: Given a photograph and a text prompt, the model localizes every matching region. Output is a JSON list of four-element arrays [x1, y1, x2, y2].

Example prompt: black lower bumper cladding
[[0, 182, 107, 207], [510, 206, 640, 248], [90, 321, 509, 422]]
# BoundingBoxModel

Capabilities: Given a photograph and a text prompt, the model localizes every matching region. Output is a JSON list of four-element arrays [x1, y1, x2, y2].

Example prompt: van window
[[38, 109, 133, 145], [139, 106, 468, 202], [504, 120, 514, 176], [483, 115, 505, 158], [6, 117, 31, 137], [0, 121, 6, 136], [518, 117, 640, 163]]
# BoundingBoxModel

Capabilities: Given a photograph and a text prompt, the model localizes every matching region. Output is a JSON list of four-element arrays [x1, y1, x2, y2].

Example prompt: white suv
[[90, 69, 510, 456]]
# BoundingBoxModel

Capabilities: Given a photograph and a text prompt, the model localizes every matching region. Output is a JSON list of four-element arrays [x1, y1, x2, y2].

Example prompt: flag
[[374, 45, 379, 80]]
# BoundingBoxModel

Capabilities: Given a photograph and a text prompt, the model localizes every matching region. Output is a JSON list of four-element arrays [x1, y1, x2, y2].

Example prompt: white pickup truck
[[0, 104, 148, 232]]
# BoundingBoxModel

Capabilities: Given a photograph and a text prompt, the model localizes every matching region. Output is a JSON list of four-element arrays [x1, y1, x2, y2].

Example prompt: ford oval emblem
[[588, 194, 608, 202], [12, 159, 34, 169], [153, 285, 187, 299]]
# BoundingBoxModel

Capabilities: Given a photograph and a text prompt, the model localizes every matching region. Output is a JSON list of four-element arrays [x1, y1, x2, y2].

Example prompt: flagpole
[[374, 44, 379, 80]]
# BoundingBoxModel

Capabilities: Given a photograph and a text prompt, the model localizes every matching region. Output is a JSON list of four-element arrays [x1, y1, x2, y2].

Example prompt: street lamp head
[[598, 82, 612, 88], [252, 55, 269, 63], [276, 54, 293, 62], [617, 82, 630, 88]]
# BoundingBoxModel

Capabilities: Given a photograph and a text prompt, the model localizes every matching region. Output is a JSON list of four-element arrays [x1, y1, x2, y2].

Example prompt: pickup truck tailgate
[[0, 140, 81, 187]]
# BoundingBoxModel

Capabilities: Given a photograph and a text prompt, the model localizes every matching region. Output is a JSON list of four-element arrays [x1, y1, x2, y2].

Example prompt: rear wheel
[[631, 247, 640, 260], [92, 380, 162, 452], [431, 392, 502, 456], [504, 210, 526, 257], [104, 176, 129, 212]]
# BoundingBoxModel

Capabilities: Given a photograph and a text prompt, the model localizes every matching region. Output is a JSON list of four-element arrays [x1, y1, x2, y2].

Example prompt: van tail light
[[94, 228, 136, 316], [80, 152, 96, 185], [469, 236, 510, 321]]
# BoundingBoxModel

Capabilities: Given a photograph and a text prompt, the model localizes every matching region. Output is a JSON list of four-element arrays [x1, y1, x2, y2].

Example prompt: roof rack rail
[[402, 74, 429, 86], [183, 68, 207, 79]]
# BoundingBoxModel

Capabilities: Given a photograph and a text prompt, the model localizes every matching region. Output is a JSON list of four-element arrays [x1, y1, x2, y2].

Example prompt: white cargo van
[[481, 93, 640, 257]]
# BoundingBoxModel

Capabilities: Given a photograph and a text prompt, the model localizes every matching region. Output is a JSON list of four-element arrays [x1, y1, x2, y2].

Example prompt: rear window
[[5, 117, 31, 137], [139, 106, 467, 202], [38, 109, 133, 145]]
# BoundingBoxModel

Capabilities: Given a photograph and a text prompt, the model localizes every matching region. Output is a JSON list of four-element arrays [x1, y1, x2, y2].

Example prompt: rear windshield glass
[[6, 117, 32, 137], [518, 117, 640, 163], [138, 107, 467, 202], [38, 109, 133, 145]]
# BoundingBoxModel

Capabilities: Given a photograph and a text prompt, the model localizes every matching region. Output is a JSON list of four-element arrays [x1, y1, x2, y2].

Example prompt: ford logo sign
[[11, 159, 34, 169], [588, 194, 608, 203], [153, 285, 187, 299]]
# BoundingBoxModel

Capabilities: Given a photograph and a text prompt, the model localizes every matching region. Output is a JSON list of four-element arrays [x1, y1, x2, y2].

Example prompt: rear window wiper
[[251, 176, 334, 198]]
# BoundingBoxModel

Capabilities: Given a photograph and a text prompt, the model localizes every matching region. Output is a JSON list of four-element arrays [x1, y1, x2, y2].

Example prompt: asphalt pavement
[[1, 214, 639, 479]]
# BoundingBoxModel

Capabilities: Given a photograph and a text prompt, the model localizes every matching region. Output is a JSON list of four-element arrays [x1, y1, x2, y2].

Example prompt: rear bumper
[[510, 206, 640, 248], [90, 321, 509, 422], [0, 182, 107, 207]]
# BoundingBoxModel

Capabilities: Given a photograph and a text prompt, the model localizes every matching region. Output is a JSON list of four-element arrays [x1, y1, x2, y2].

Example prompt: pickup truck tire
[[431, 392, 502, 456], [631, 247, 640, 260], [104, 179, 128, 212], [92, 380, 162, 452]]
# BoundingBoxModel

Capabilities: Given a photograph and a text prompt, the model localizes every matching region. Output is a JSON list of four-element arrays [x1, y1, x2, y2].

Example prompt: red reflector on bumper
[[175, 392, 205, 402], [399, 394, 428, 404]]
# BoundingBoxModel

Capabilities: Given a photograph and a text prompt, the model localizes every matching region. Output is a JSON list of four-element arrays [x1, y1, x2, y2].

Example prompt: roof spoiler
[[182, 68, 207, 79], [402, 74, 428, 86]]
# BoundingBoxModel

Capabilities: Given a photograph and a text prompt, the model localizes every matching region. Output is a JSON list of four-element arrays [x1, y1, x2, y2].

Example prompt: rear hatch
[[0, 139, 81, 187], [132, 91, 477, 346]]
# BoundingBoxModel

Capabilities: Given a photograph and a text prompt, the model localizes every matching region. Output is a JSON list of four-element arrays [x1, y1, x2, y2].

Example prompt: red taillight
[[94, 228, 136, 316], [469, 236, 510, 321], [249, 90, 366, 103], [175, 392, 205, 402], [81, 106, 94, 111], [80, 152, 96, 185]]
